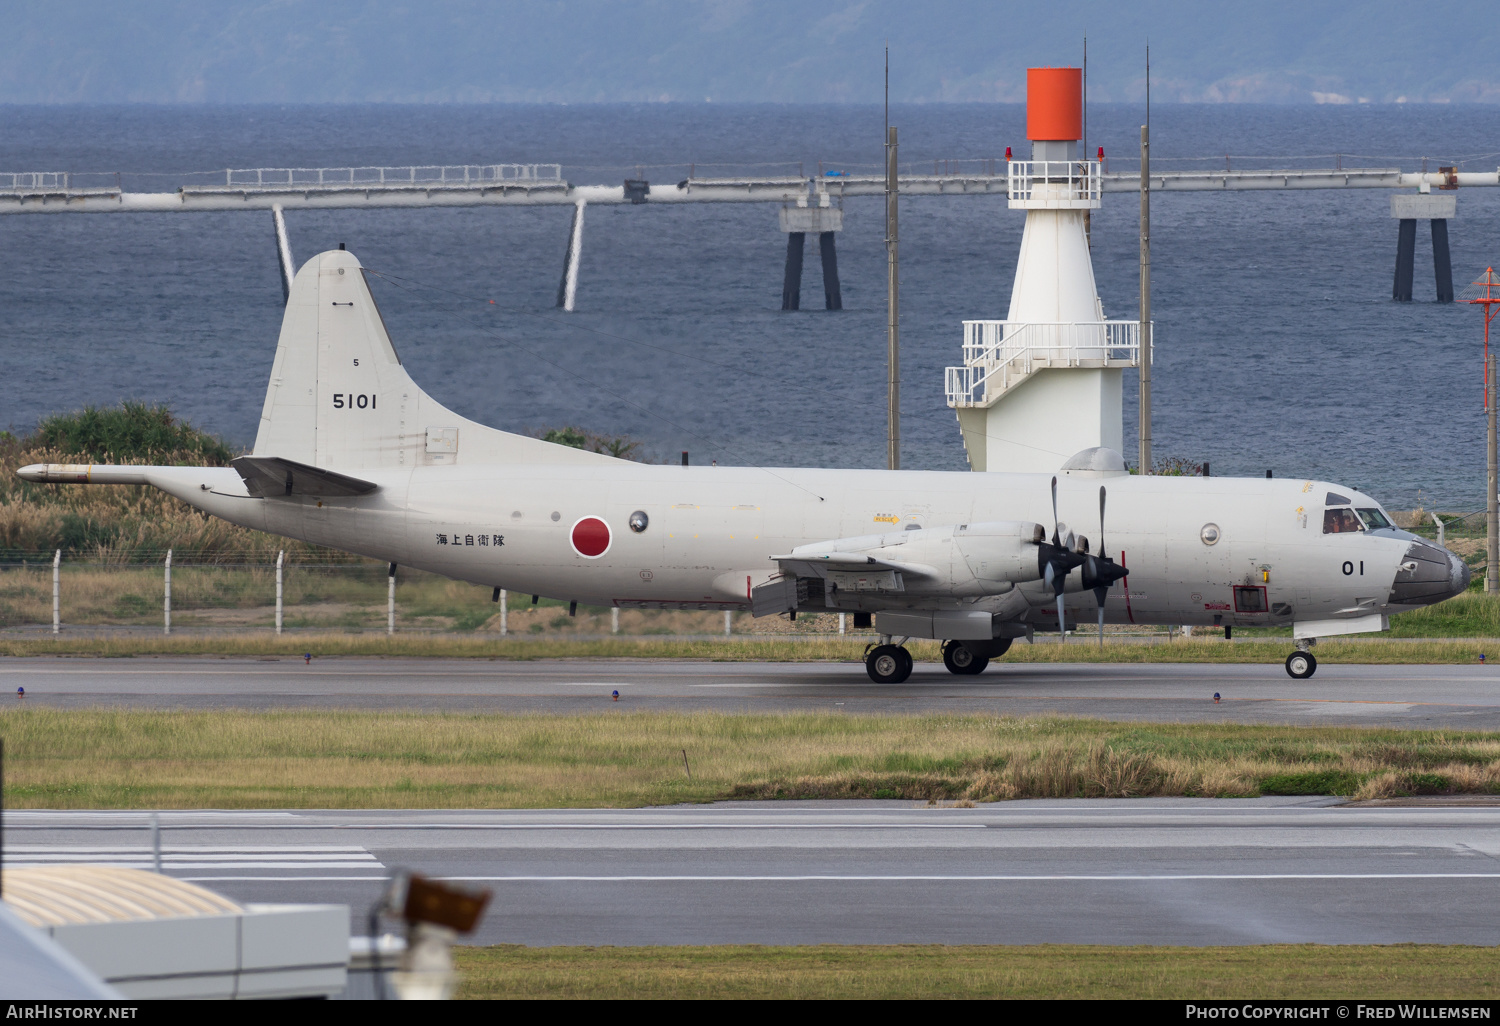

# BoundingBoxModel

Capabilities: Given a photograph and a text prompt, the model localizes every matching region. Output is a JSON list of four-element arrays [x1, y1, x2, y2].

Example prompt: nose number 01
[[333, 394, 376, 409], [1342, 560, 1364, 576]]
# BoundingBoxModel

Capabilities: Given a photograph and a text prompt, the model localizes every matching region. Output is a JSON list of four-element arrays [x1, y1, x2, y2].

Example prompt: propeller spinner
[[1035, 479, 1128, 644], [1037, 477, 1087, 641], [1081, 484, 1129, 645]]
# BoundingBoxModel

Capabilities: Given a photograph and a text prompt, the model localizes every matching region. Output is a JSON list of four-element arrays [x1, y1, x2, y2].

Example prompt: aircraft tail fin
[[253, 248, 613, 470]]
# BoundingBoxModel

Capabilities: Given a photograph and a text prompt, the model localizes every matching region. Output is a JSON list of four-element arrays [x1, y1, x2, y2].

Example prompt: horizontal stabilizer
[[16, 464, 150, 485], [231, 456, 378, 498]]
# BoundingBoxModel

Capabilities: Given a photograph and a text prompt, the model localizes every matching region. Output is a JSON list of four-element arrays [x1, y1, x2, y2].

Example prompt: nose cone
[[1388, 540, 1470, 606]]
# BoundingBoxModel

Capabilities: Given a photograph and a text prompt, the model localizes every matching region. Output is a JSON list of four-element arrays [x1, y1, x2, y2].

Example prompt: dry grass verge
[[3, 710, 1499, 808], [453, 943, 1500, 1000]]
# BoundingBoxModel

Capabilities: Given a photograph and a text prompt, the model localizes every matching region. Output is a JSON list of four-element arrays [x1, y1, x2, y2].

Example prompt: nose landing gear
[[865, 642, 913, 683], [1285, 645, 1317, 679]]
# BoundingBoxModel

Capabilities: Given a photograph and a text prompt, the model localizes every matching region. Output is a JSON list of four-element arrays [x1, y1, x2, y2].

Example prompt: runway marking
[[680, 684, 1476, 705], [7, 844, 376, 852], [178, 875, 390, 882], [6, 823, 993, 832], [160, 870, 1500, 885], [435, 873, 1500, 882], [7, 844, 382, 872]]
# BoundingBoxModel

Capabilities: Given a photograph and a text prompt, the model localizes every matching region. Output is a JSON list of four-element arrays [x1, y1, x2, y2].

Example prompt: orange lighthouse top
[[1027, 68, 1082, 142]]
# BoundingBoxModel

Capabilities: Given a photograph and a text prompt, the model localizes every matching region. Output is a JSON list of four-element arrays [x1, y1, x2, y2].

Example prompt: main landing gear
[[942, 640, 987, 675], [865, 643, 913, 684], [865, 638, 1017, 683], [940, 638, 1013, 676]]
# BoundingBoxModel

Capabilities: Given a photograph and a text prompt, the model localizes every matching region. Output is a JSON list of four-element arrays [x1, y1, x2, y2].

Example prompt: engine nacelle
[[790, 521, 1047, 600]]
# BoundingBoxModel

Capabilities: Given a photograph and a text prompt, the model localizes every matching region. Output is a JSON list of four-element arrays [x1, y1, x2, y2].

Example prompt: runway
[[11, 800, 1500, 946], [5, 656, 1500, 727]]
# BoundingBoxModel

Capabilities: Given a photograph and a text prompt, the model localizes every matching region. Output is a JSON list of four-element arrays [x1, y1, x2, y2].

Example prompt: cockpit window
[[1323, 507, 1363, 534], [1325, 492, 1351, 505], [1356, 508, 1392, 530]]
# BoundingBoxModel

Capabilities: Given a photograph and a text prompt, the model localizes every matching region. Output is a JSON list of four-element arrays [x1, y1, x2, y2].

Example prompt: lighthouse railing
[[946, 320, 1142, 408], [1007, 160, 1102, 208]]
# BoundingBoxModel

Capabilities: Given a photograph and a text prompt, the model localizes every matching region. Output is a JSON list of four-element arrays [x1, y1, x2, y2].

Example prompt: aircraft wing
[[768, 552, 937, 579], [230, 456, 379, 498]]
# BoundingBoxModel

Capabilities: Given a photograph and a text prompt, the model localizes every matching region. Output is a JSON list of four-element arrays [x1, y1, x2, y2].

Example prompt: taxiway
[[4, 657, 1500, 727], [9, 800, 1500, 946]]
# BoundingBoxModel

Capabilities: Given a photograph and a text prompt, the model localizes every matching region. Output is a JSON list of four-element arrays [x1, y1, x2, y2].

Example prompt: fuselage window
[[1356, 508, 1392, 530], [1325, 492, 1351, 505], [1323, 507, 1363, 534]]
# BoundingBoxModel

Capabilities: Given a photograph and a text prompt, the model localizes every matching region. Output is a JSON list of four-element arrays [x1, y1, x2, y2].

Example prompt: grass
[[452, 943, 1500, 1000], [4, 710, 1500, 809], [8, 558, 1500, 642], [0, 562, 864, 636], [6, 631, 1500, 663]]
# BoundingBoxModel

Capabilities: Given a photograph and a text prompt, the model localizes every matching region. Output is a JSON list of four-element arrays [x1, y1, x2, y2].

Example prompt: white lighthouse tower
[[946, 68, 1140, 472]]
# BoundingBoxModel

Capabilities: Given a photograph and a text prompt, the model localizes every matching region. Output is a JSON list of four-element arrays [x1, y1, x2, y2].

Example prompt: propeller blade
[[1093, 560, 1109, 646], [1099, 485, 1107, 557], [1056, 592, 1067, 643], [1050, 476, 1060, 547]]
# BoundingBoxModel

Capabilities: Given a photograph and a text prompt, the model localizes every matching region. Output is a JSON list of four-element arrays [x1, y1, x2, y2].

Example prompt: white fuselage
[[27, 249, 1459, 641], [147, 461, 1427, 631]]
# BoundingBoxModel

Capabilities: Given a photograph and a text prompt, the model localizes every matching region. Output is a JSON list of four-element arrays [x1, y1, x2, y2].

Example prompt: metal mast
[[885, 47, 901, 470], [1083, 36, 1090, 251], [1138, 47, 1153, 475], [1491, 311, 1497, 594], [1471, 269, 1500, 591]]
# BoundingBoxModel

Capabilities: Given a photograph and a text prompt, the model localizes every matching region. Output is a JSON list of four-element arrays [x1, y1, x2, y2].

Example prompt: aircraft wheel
[[1285, 651, 1317, 680], [942, 640, 989, 676], [867, 644, 913, 684]]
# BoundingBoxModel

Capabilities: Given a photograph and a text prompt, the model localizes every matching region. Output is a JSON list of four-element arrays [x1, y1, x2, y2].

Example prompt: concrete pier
[[778, 205, 843, 312], [819, 231, 842, 310], [781, 232, 804, 310], [1391, 193, 1456, 303]]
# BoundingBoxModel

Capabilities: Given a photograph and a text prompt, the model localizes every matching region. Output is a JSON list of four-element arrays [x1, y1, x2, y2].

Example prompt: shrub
[[539, 426, 642, 461], [1258, 771, 1364, 796], [31, 402, 233, 465]]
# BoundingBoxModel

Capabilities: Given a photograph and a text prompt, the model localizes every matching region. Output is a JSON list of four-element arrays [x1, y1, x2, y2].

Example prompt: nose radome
[[1387, 540, 1469, 606], [1452, 551, 1472, 595]]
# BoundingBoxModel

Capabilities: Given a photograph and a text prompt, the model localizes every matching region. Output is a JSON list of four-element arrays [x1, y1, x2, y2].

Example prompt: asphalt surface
[[6, 657, 1500, 726], [14, 800, 1500, 946]]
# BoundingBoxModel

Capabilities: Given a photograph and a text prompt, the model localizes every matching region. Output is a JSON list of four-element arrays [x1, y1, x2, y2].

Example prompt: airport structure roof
[[2, 866, 242, 927]]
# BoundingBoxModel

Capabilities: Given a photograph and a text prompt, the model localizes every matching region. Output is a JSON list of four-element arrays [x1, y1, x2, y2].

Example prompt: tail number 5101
[[333, 394, 377, 409]]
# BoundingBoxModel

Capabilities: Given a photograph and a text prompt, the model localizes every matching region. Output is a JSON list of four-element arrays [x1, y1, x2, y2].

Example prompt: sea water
[[2, 102, 1497, 510]]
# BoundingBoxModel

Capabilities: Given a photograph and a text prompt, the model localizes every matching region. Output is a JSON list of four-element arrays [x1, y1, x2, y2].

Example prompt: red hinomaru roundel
[[570, 516, 611, 558]]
